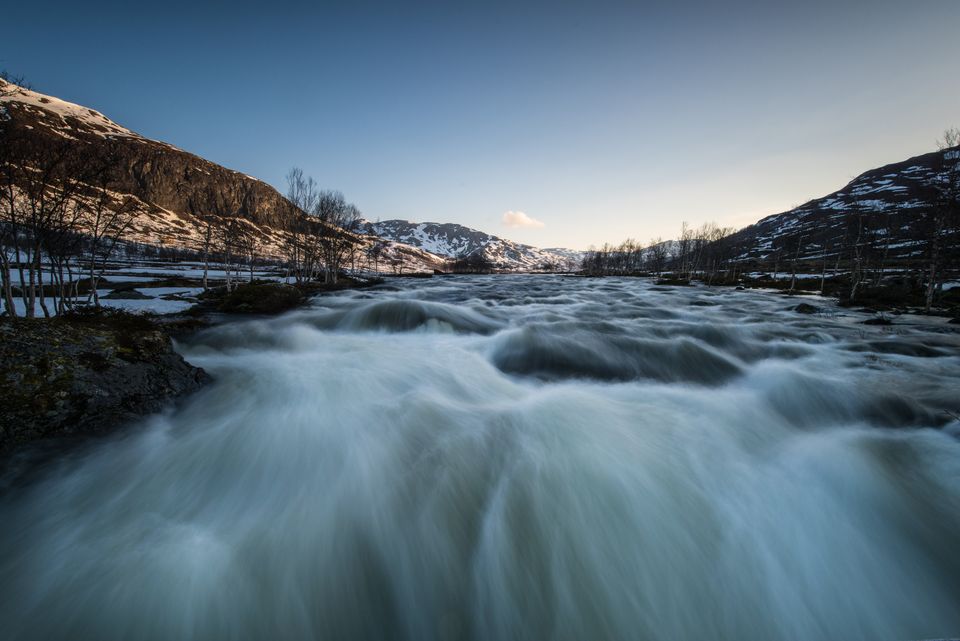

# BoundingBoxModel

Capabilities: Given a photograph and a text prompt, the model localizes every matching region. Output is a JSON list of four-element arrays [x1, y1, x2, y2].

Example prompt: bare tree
[[315, 190, 362, 284], [677, 222, 692, 277], [847, 198, 866, 303], [0, 152, 20, 316], [0, 70, 29, 98], [648, 238, 668, 276], [366, 240, 386, 275], [188, 186, 234, 290], [922, 128, 960, 311], [0, 128, 88, 317], [43, 192, 87, 314], [939, 127, 960, 150], [284, 168, 320, 283], [238, 223, 264, 282], [82, 145, 139, 307], [788, 235, 805, 293]]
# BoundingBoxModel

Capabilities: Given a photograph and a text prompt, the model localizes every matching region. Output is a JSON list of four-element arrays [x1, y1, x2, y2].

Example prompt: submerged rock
[[794, 303, 820, 314], [0, 310, 209, 455]]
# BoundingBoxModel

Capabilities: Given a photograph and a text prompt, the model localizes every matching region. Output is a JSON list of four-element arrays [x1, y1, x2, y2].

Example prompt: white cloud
[[501, 210, 545, 229]]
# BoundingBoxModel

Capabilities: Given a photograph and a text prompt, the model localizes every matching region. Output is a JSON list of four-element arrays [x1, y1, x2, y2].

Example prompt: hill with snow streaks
[[727, 145, 960, 265], [361, 219, 582, 271]]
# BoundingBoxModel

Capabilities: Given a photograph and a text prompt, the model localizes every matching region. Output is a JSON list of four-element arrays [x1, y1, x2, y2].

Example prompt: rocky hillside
[[0, 79, 445, 272], [362, 219, 582, 270], [727, 145, 960, 266], [0, 78, 295, 251]]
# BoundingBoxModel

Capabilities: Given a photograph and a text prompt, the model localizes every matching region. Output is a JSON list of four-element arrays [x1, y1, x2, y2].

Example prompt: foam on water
[[2, 275, 959, 641]]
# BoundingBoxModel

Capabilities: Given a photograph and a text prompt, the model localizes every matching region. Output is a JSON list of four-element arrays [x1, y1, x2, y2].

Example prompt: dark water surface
[[2, 275, 959, 640]]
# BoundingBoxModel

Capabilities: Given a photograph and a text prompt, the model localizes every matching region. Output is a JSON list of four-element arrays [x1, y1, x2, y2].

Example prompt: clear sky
[[4, 0, 959, 250]]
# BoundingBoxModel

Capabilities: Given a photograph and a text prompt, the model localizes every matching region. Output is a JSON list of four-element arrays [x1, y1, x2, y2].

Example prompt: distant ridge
[[362, 219, 583, 270]]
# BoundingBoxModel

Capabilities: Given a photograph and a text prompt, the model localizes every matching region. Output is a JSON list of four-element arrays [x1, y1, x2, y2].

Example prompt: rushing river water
[[2, 275, 960, 641]]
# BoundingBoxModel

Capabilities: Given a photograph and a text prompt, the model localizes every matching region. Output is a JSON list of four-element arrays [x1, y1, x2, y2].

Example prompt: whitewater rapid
[[2, 275, 959, 641]]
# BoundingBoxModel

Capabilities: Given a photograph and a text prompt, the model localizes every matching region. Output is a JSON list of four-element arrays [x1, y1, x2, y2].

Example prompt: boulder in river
[[794, 303, 820, 314]]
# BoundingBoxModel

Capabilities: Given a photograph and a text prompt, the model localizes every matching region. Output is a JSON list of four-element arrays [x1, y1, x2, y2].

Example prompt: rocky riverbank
[[0, 309, 209, 456], [0, 278, 391, 459]]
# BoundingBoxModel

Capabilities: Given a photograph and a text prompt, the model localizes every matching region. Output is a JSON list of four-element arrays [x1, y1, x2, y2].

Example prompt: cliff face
[[112, 139, 295, 230], [0, 79, 295, 249]]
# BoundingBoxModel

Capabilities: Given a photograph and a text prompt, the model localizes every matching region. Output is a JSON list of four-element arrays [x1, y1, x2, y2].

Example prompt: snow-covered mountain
[[727, 145, 960, 265], [361, 219, 583, 271]]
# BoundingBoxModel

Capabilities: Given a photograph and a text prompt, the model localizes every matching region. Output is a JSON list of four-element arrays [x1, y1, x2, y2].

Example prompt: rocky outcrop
[[0, 79, 295, 250], [0, 312, 209, 455], [106, 136, 297, 230]]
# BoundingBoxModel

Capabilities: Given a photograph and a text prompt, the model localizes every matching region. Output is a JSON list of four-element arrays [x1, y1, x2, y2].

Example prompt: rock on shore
[[0, 311, 209, 455]]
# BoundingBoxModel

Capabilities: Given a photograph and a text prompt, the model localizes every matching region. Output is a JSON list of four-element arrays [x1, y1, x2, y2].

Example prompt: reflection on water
[[2, 275, 959, 641]]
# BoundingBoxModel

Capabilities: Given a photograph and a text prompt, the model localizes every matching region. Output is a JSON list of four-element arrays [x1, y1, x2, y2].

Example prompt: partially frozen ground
[[7, 259, 285, 316]]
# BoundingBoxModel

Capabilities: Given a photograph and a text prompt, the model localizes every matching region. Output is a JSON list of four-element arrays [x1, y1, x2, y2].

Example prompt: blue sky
[[4, 0, 959, 249]]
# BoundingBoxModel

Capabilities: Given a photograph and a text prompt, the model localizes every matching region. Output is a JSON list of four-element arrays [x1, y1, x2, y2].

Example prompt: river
[[2, 275, 959, 641]]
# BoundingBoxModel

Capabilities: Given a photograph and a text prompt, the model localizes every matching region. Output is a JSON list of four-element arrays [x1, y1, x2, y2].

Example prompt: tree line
[[0, 110, 141, 317], [581, 221, 738, 283], [0, 110, 283, 317], [582, 129, 959, 311], [281, 168, 365, 285], [0, 150, 376, 318]]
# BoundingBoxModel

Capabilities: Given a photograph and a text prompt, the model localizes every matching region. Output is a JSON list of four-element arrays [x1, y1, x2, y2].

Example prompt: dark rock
[[102, 289, 153, 300], [213, 282, 305, 315], [0, 311, 209, 456], [863, 316, 894, 326], [794, 303, 820, 314]]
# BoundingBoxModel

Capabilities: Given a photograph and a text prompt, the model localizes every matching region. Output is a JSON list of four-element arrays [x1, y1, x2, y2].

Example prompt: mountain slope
[[0, 79, 447, 272], [1, 78, 294, 249], [727, 146, 960, 265], [362, 219, 582, 271]]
